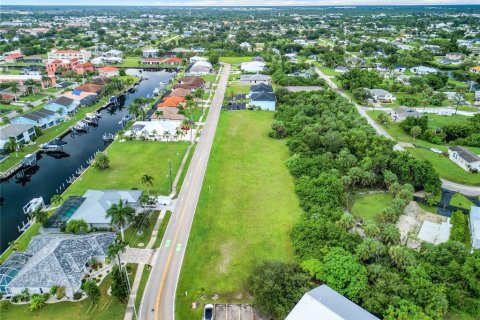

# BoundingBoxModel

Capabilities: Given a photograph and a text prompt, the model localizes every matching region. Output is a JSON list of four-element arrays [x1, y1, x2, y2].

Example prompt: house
[[411, 66, 439, 75], [44, 96, 79, 115], [151, 107, 185, 121], [448, 146, 480, 172], [124, 120, 182, 139], [189, 61, 212, 75], [46, 58, 91, 76], [174, 77, 205, 90], [250, 82, 273, 93], [394, 65, 408, 73], [61, 190, 142, 228], [0, 123, 36, 151], [368, 88, 396, 102], [4, 53, 24, 63], [157, 96, 186, 108], [22, 55, 43, 64], [239, 74, 271, 85], [0, 74, 55, 89], [248, 90, 276, 111], [470, 66, 480, 74], [91, 77, 111, 86], [61, 90, 97, 106], [446, 52, 465, 61], [98, 66, 120, 77], [334, 66, 350, 73], [11, 109, 61, 129], [74, 62, 95, 75], [102, 49, 123, 58], [240, 42, 252, 51], [162, 57, 183, 66], [75, 83, 104, 95], [390, 106, 422, 122], [240, 61, 266, 73], [286, 285, 380, 320], [1, 233, 116, 297], [143, 48, 159, 58], [48, 49, 91, 64], [189, 56, 208, 64], [470, 206, 480, 249], [169, 88, 191, 97]]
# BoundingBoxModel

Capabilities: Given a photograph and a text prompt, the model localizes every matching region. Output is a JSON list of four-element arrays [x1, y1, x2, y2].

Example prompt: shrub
[[0, 300, 9, 311], [66, 219, 89, 234], [56, 286, 66, 300], [450, 211, 467, 243], [11, 295, 21, 303], [73, 292, 82, 300]]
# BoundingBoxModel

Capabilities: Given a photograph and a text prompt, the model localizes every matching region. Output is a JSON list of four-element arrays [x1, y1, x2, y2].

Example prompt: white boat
[[153, 88, 160, 95], [159, 81, 168, 86]]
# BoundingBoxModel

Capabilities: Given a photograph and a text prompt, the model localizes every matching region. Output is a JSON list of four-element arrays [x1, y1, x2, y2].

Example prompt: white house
[[142, 48, 159, 58], [239, 74, 271, 85], [240, 61, 266, 73], [368, 88, 396, 102], [470, 206, 480, 249], [189, 61, 212, 75], [286, 285, 380, 320], [240, 42, 252, 51], [189, 56, 208, 64], [0, 123, 36, 151], [47, 49, 91, 64], [410, 66, 439, 75], [98, 66, 120, 77], [448, 146, 480, 172]]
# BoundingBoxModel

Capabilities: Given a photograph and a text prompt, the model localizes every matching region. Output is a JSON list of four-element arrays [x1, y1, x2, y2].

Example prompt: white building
[[368, 88, 396, 102], [189, 56, 208, 64], [240, 61, 266, 73], [410, 66, 439, 75], [448, 146, 480, 172], [189, 61, 212, 75], [470, 206, 480, 249], [142, 48, 159, 58], [286, 285, 380, 320], [47, 49, 91, 64], [0, 124, 36, 151]]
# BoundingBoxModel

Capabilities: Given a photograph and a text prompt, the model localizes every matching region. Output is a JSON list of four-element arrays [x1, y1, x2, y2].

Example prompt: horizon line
[[2, 4, 480, 7]]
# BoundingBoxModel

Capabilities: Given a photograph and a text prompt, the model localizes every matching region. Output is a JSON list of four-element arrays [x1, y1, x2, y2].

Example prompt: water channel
[[0, 70, 173, 253]]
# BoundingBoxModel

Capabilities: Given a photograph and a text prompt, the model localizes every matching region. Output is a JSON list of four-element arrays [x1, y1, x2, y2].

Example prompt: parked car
[[203, 304, 213, 320]]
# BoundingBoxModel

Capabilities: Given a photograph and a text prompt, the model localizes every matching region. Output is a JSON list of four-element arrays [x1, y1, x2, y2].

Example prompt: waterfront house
[[75, 83, 104, 95], [22, 55, 43, 64], [157, 96, 186, 108], [0, 74, 55, 89], [0, 123, 36, 151], [151, 107, 185, 121], [286, 285, 380, 320], [189, 56, 208, 64], [61, 90, 97, 106], [4, 53, 24, 63], [91, 77, 111, 86], [2, 233, 116, 297], [125, 120, 182, 139], [239, 74, 271, 85], [470, 206, 480, 249], [44, 96, 80, 115], [74, 62, 95, 75], [448, 146, 480, 172], [189, 61, 212, 75], [98, 66, 120, 77], [174, 77, 205, 90], [11, 108, 61, 129]]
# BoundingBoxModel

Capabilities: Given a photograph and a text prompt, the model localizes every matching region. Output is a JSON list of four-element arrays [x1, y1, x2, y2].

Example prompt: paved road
[[138, 63, 231, 320], [315, 67, 480, 196]]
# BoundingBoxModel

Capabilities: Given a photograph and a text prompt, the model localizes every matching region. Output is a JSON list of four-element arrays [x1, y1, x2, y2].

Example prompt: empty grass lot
[[219, 56, 253, 65], [63, 141, 189, 197], [351, 193, 393, 223], [176, 111, 302, 319]]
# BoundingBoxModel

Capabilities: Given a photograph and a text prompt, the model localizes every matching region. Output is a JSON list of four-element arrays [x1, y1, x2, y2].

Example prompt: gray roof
[[7, 233, 116, 292], [53, 96, 75, 107], [250, 91, 276, 102], [449, 146, 480, 163], [369, 88, 391, 96], [240, 74, 271, 81], [0, 123, 33, 140], [250, 83, 273, 93], [286, 285, 380, 320], [70, 189, 142, 225], [21, 108, 55, 121]]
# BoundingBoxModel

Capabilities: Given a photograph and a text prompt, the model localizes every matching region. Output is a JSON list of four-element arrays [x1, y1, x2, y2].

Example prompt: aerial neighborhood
[[0, 4, 479, 320]]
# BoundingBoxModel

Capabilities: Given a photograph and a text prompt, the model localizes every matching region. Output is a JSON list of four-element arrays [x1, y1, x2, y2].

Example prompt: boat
[[103, 133, 115, 141], [159, 81, 168, 86], [153, 88, 160, 95], [23, 197, 44, 215], [21, 154, 37, 167]]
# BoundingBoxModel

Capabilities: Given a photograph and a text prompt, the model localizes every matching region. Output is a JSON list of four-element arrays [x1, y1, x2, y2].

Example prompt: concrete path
[[124, 263, 145, 320], [121, 247, 155, 264], [146, 210, 166, 249], [138, 63, 230, 320]]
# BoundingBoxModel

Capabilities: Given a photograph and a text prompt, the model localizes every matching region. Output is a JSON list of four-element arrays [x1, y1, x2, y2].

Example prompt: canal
[[0, 70, 173, 253]]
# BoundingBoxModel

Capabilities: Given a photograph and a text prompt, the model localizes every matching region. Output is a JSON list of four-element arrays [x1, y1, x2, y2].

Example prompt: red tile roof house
[[45, 58, 79, 76], [142, 57, 183, 66], [142, 58, 165, 65], [98, 66, 120, 77], [163, 57, 183, 66], [173, 77, 205, 90], [75, 62, 95, 75], [4, 53, 24, 63]]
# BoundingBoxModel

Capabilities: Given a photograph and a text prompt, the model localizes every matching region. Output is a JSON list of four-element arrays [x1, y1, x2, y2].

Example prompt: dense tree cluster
[[248, 90, 478, 319]]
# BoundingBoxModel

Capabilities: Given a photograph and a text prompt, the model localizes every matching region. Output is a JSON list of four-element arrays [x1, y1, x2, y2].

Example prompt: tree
[[377, 112, 389, 125], [380, 223, 401, 245], [83, 279, 100, 304], [364, 220, 380, 238], [29, 294, 46, 311], [385, 299, 431, 320], [31, 208, 48, 224], [9, 82, 19, 101], [131, 211, 150, 233], [4, 137, 19, 155], [141, 174, 154, 194], [111, 264, 130, 303], [410, 125, 422, 139], [66, 219, 89, 234], [106, 200, 135, 241], [107, 241, 126, 266], [50, 194, 63, 206], [248, 262, 311, 319], [453, 93, 464, 115], [355, 238, 385, 262], [208, 52, 220, 65], [388, 245, 416, 270], [337, 212, 355, 230], [93, 152, 109, 170]]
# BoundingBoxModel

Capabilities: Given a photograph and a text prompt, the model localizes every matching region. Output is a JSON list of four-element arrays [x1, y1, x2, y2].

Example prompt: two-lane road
[[139, 63, 231, 320]]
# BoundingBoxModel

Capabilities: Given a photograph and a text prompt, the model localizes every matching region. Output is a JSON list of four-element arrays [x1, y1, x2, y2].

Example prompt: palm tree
[[4, 137, 20, 156], [128, 103, 141, 119], [10, 82, 19, 101], [106, 200, 135, 241], [41, 75, 52, 88], [141, 174, 154, 194], [107, 242, 126, 266], [50, 194, 63, 206], [151, 129, 158, 139]]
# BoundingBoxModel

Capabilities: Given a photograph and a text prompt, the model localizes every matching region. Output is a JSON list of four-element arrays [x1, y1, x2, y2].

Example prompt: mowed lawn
[[351, 193, 393, 223], [219, 56, 253, 65], [176, 111, 302, 319], [64, 141, 189, 197]]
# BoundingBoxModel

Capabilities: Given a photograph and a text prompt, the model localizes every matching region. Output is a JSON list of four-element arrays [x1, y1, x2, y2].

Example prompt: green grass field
[[428, 114, 469, 129], [406, 147, 480, 186], [63, 141, 189, 197], [450, 193, 474, 209], [176, 111, 302, 319], [351, 193, 392, 223], [19, 94, 47, 102], [123, 210, 161, 248], [225, 84, 250, 97], [219, 56, 252, 65]]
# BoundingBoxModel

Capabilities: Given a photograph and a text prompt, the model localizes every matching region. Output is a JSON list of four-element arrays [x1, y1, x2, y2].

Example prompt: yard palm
[[106, 200, 135, 241], [9, 82, 19, 101], [141, 174, 154, 194], [4, 137, 19, 155]]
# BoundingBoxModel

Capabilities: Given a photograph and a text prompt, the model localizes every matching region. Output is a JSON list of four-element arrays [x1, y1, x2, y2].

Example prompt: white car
[[203, 304, 213, 320], [430, 148, 443, 154]]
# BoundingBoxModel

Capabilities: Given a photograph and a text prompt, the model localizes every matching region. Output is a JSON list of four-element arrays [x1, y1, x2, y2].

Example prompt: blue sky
[[4, 0, 480, 5]]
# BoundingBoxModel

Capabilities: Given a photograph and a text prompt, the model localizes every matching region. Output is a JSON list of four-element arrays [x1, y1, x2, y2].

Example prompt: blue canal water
[[0, 71, 173, 253]]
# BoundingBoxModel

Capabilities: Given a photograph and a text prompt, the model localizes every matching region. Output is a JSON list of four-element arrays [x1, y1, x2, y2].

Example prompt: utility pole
[[169, 160, 173, 193]]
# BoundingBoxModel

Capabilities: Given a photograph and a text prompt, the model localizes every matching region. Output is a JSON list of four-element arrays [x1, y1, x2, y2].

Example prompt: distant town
[[0, 5, 479, 320]]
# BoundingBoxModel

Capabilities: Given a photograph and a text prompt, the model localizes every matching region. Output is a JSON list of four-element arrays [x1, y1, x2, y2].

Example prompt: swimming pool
[[43, 196, 85, 229]]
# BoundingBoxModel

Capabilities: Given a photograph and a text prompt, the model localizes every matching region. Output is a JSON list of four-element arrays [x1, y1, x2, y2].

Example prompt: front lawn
[[225, 84, 250, 97], [63, 141, 189, 197], [19, 94, 47, 102], [351, 193, 393, 223], [406, 147, 480, 186], [219, 56, 253, 65], [176, 111, 302, 319], [123, 210, 161, 248]]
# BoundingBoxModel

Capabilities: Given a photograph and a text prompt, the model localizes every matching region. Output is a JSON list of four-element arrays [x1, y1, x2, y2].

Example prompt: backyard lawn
[[19, 94, 47, 102], [351, 193, 392, 223], [219, 56, 252, 65], [450, 193, 475, 209], [1, 264, 138, 320], [225, 84, 250, 97], [406, 147, 480, 186], [63, 141, 189, 197], [176, 111, 302, 319]]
